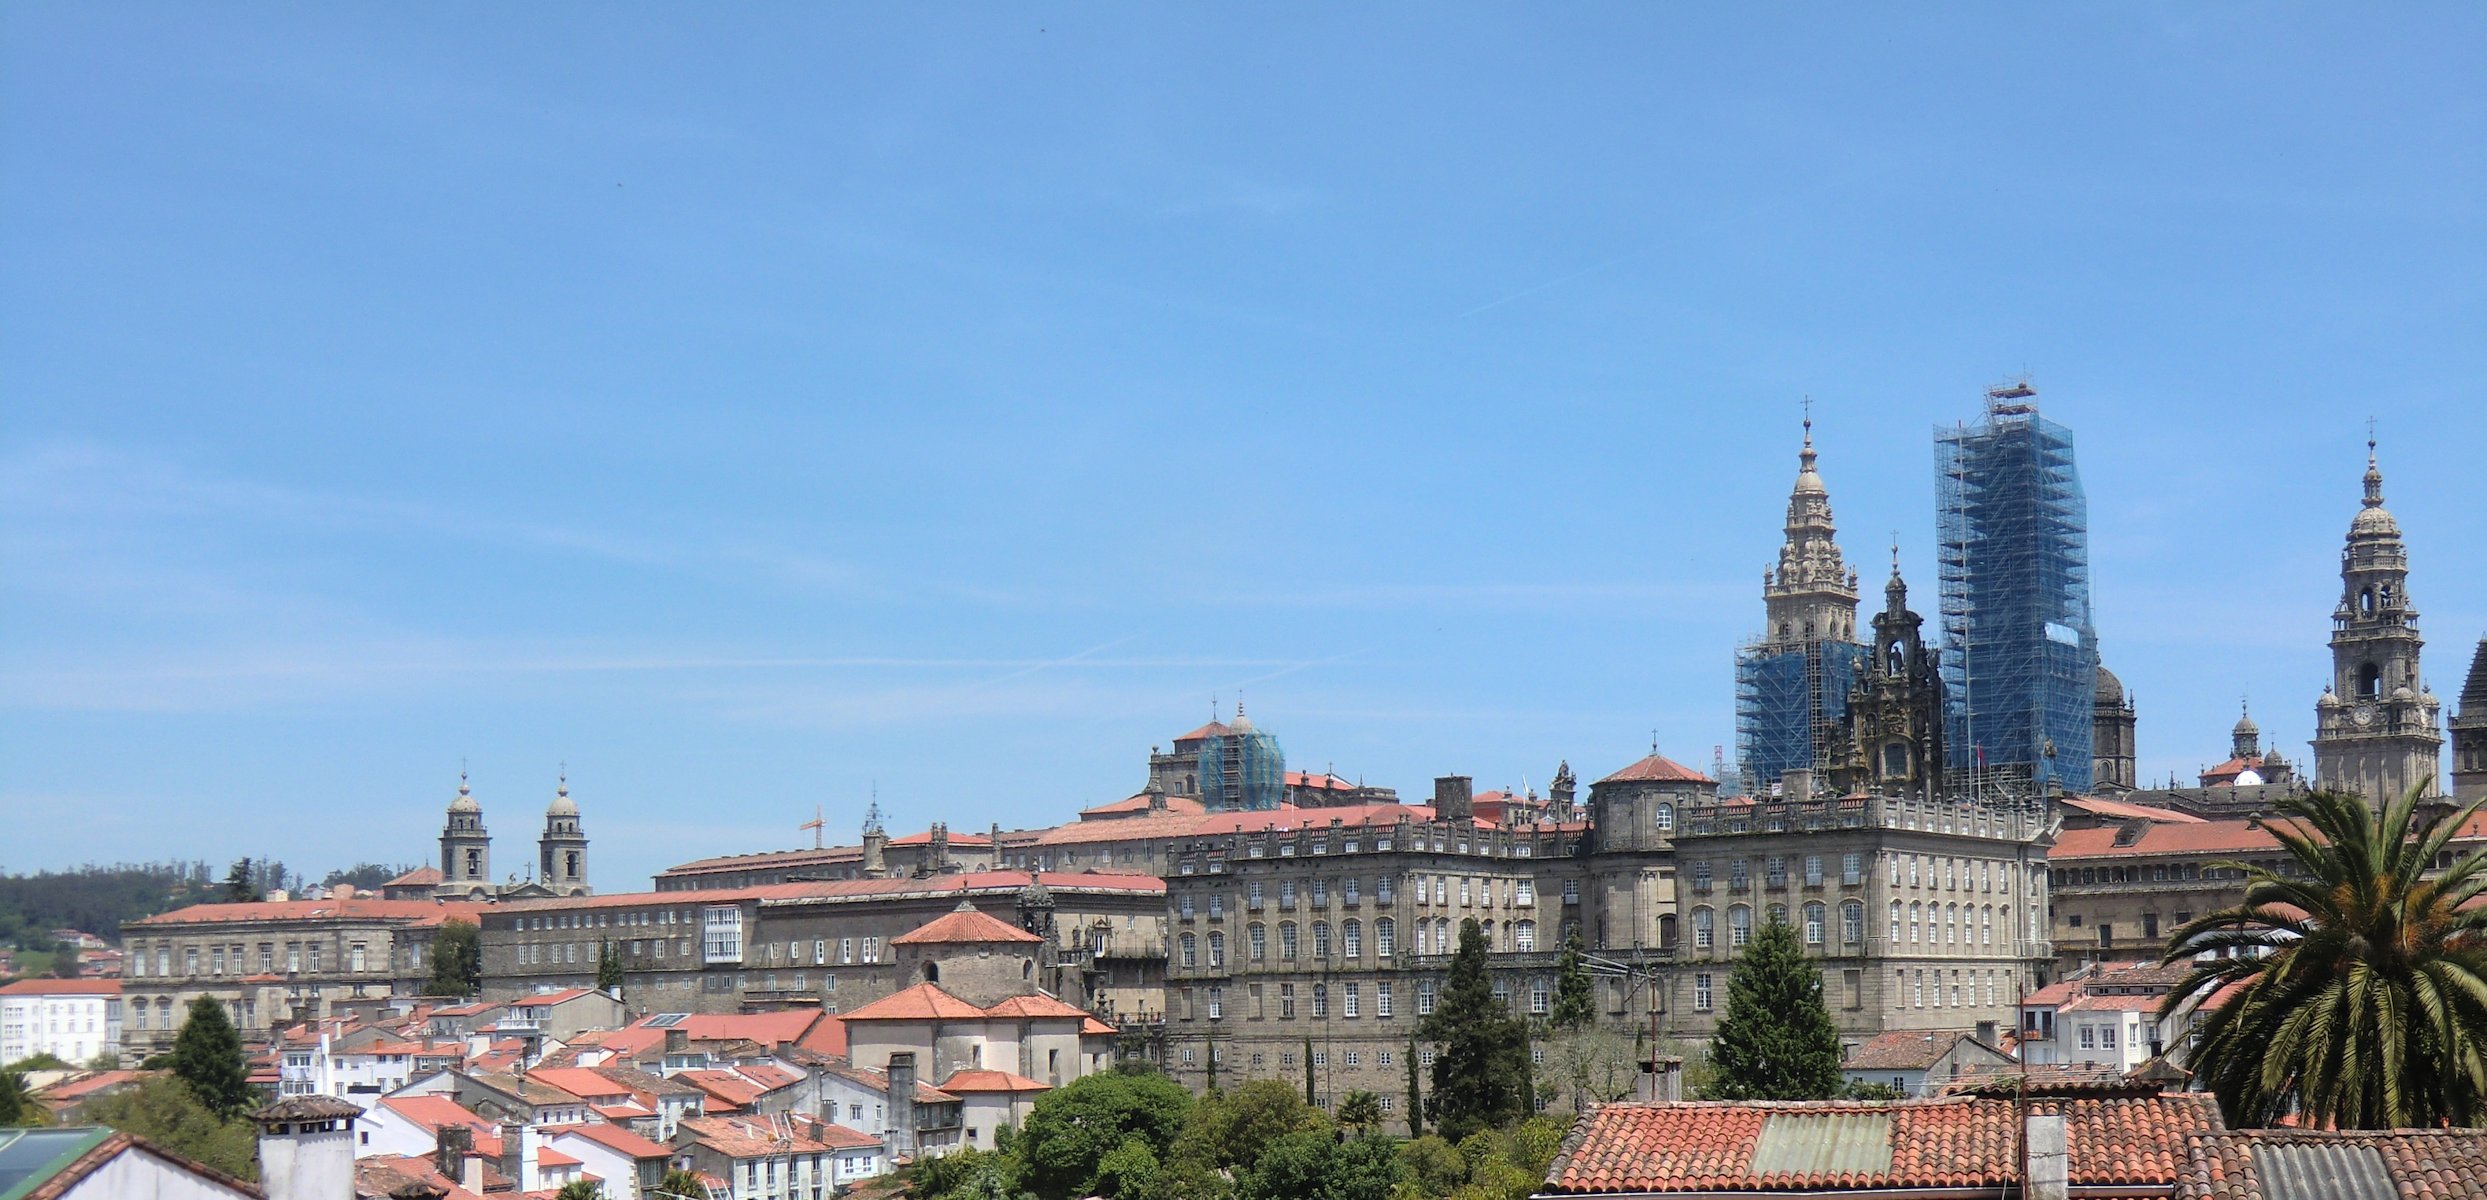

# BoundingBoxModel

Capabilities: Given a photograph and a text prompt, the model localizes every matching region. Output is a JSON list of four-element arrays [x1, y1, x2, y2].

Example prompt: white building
[[0, 1127, 256, 1200], [0, 978, 122, 1066]]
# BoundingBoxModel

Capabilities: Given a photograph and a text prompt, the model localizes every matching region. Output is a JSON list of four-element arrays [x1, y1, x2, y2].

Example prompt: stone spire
[[1761, 413, 1861, 650], [2313, 430, 2441, 800]]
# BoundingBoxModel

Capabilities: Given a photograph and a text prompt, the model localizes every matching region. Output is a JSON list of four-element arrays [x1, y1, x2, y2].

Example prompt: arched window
[[1842, 901, 1865, 945], [1887, 640, 1906, 676], [1342, 920, 1363, 959], [1945, 903, 1959, 946], [1248, 923, 1267, 961], [1313, 922, 1333, 960], [924, 962, 940, 983], [1728, 905, 1753, 949], [1980, 906, 1993, 946], [1413, 921, 1429, 956], [1514, 920, 1536, 952], [1889, 901, 1901, 942], [1803, 903, 1826, 946], [1312, 984, 1328, 1017], [1438, 917, 1453, 951], [1657, 914, 1676, 949], [1179, 933, 1196, 968], [1910, 901, 1923, 943], [2359, 662, 2382, 698], [1654, 803, 1675, 832], [1693, 907, 1715, 950], [1279, 922, 1299, 960], [2359, 588, 2375, 615], [1207, 931, 1225, 969], [1884, 743, 1909, 778], [1375, 918, 1395, 958]]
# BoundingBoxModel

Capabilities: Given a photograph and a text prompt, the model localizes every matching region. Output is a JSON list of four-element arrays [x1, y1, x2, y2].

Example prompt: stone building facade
[[2311, 440, 2444, 801], [434, 774, 594, 901]]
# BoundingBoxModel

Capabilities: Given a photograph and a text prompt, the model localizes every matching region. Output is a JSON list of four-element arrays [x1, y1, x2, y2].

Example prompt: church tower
[[2311, 438, 2443, 800], [538, 775, 591, 896], [1828, 555, 1946, 802], [2091, 666, 2137, 793], [1735, 415, 1869, 790], [438, 773, 493, 900], [2451, 637, 2487, 806]]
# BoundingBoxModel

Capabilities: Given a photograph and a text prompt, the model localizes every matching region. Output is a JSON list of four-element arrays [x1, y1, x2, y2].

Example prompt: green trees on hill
[[169, 996, 254, 1119]]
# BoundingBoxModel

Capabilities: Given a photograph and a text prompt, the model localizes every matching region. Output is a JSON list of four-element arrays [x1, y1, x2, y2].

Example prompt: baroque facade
[[2312, 440, 2445, 801]]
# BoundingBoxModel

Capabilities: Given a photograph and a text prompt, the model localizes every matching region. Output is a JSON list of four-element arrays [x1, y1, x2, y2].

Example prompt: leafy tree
[[319, 863, 415, 892], [554, 1181, 604, 1200], [83, 1050, 121, 1072], [1336, 1090, 1382, 1133], [5, 1052, 73, 1073], [1840, 1079, 1905, 1100], [222, 859, 256, 903], [1419, 918, 1532, 1141], [1709, 917, 1842, 1100], [658, 1167, 710, 1199], [1169, 1078, 1325, 1172], [1012, 1069, 1193, 1200], [0, 1069, 36, 1126], [1303, 1037, 1316, 1106], [1238, 1131, 1404, 1200], [1403, 1034, 1423, 1137], [1551, 929, 1595, 1031], [2160, 785, 2487, 1129], [1544, 1019, 1637, 1114], [83, 1076, 259, 1179], [596, 940, 624, 993], [1093, 1136, 1160, 1198], [429, 920, 483, 997], [902, 1148, 1014, 1199], [169, 996, 254, 1119], [1396, 1135, 1466, 1195], [50, 946, 80, 979]]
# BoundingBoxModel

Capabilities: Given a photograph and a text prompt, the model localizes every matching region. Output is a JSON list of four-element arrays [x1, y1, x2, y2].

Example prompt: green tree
[[1093, 1136, 1160, 1198], [1169, 1078, 1325, 1172], [2159, 785, 2487, 1129], [4, 1052, 73, 1073], [50, 945, 80, 979], [1336, 1089, 1382, 1133], [0, 1069, 36, 1126], [1012, 1069, 1194, 1200], [1551, 929, 1595, 1031], [428, 919, 483, 997], [1238, 1130, 1405, 1200], [658, 1167, 710, 1198], [168, 996, 254, 1119], [1419, 918, 1532, 1141], [1403, 1034, 1423, 1137], [554, 1181, 604, 1200], [1304, 1037, 1316, 1106], [1396, 1135, 1466, 1195], [1709, 917, 1842, 1100], [222, 859, 256, 903], [596, 940, 624, 993], [83, 1075, 258, 1179]]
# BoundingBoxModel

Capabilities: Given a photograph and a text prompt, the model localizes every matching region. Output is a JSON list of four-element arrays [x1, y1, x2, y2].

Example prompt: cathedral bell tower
[[439, 773, 493, 900], [2311, 438, 2442, 801], [1828, 554, 1946, 802], [538, 774, 591, 896]]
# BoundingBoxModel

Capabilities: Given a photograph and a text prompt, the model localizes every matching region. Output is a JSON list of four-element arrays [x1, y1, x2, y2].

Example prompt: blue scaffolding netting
[[1736, 640, 1869, 792]]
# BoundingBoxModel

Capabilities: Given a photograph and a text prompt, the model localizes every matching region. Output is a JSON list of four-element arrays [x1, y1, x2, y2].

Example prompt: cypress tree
[[429, 920, 482, 997], [595, 940, 624, 993], [1419, 918, 1531, 1140], [169, 996, 255, 1118], [1709, 917, 1843, 1100], [1552, 929, 1595, 1031], [1303, 1037, 1316, 1106], [1404, 1033, 1423, 1137]]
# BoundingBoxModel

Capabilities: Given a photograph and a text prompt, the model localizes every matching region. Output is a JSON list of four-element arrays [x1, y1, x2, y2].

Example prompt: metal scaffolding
[[1735, 638, 1869, 793], [1198, 724, 1286, 812], [1935, 383, 2098, 796]]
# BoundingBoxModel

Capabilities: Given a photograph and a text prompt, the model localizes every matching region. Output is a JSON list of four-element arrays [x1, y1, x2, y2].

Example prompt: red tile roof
[[888, 829, 992, 847], [523, 1068, 634, 1102], [378, 1093, 495, 1134], [1544, 1095, 2221, 1194], [980, 993, 1093, 1020], [2175, 1128, 2487, 1200], [839, 982, 991, 1022], [1597, 753, 1714, 785], [890, 907, 1044, 946], [2060, 795, 2209, 824], [385, 866, 446, 887], [2052, 819, 2284, 860], [1078, 792, 1208, 819], [1173, 721, 1232, 743], [1842, 1029, 1982, 1072], [126, 897, 482, 927], [677, 1115, 848, 1158], [1080, 1017, 1118, 1036], [552, 1121, 676, 1160], [0, 978, 121, 996], [936, 1069, 1049, 1093]]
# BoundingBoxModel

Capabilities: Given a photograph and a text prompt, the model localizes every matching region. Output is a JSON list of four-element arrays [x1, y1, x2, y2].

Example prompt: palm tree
[[2158, 784, 2487, 1129]]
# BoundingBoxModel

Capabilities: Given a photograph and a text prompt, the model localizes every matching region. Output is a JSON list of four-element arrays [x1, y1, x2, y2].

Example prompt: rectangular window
[[702, 906, 744, 963], [1530, 979, 1549, 1014], [1694, 973, 1713, 1011], [1344, 984, 1359, 1018], [1207, 987, 1223, 1020], [863, 936, 880, 963], [1515, 880, 1534, 905], [1729, 860, 1749, 890], [1344, 878, 1359, 904], [2079, 1026, 2095, 1049], [1803, 856, 1823, 887], [1418, 979, 1437, 1016], [1249, 882, 1263, 909], [1180, 895, 1194, 919], [1377, 981, 1393, 1018], [1765, 856, 1787, 888], [1279, 983, 1295, 1020], [1312, 986, 1328, 1018], [1842, 853, 1863, 886], [1691, 862, 1712, 891], [308, 943, 321, 972], [1378, 877, 1393, 903]]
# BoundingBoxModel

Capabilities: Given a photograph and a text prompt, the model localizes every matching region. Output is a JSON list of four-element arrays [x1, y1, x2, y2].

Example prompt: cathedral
[[2310, 439, 2446, 803], [427, 772, 594, 900]]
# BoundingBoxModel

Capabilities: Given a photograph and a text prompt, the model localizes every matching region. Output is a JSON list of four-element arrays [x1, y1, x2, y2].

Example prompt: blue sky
[[4, 6, 2481, 891]]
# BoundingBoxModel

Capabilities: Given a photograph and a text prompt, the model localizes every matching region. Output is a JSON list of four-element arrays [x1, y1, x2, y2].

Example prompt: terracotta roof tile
[[2060, 795, 2210, 823], [1842, 1029, 1975, 1071], [839, 982, 989, 1022], [1596, 753, 1714, 785], [2174, 1128, 2487, 1200], [1543, 1095, 2221, 1194], [936, 1069, 1049, 1093], [2052, 820, 2284, 860], [384, 866, 446, 887], [0, 979, 121, 996], [127, 897, 482, 927], [980, 994, 1092, 1020], [890, 907, 1043, 946]]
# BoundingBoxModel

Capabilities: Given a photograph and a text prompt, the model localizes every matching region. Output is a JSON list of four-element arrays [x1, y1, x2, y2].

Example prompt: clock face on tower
[[2354, 702, 2377, 728]]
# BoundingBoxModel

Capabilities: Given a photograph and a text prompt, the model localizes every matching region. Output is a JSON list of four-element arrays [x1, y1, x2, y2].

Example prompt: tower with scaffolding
[[1734, 416, 1870, 795], [1935, 381, 2098, 796], [1196, 705, 1286, 812]]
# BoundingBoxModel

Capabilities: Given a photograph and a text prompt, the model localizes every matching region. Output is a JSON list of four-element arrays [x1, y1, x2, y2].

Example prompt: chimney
[[886, 1053, 920, 1162], [1433, 776, 1474, 824], [1635, 1054, 1684, 1103], [665, 1027, 688, 1057], [1780, 769, 1814, 805], [497, 1119, 524, 1190], [250, 1098, 360, 1200], [930, 823, 950, 872], [520, 1123, 538, 1191], [433, 1123, 472, 1182], [862, 824, 888, 879], [2025, 1112, 2068, 1200]]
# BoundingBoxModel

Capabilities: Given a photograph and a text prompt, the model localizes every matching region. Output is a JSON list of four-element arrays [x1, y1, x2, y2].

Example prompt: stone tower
[[1734, 417, 1870, 786], [2452, 636, 2487, 806], [439, 773, 493, 900], [2231, 704, 2261, 761], [2311, 439, 2443, 801], [2091, 665, 2137, 793], [537, 775, 591, 896], [1828, 557, 1946, 802]]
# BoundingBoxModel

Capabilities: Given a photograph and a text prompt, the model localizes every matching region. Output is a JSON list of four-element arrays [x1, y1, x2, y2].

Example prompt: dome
[[2232, 711, 2259, 738], [2350, 505, 2401, 537], [2234, 768, 2265, 787], [548, 779, 579, 816], [2392, 683, 2416, 701], [2317, 689, 2341, 709], [448, 776, 481, 814], [2094, 665, 2125, 706], [1230, 711, 1254, 733]]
